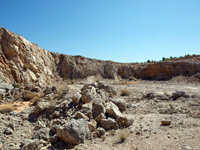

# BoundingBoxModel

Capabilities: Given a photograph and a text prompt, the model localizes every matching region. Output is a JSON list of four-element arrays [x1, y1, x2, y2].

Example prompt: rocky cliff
[[0, 27, 58, 85], [0, 27, 200, 84]]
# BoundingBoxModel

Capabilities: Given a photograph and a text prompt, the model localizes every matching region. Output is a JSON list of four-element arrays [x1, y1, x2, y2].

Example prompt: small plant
[[71, 79, 75, 84], [30, 96, 42, 106], [0, 106, 13, 114], [22, 90, 37, 101], [58, 87, 64, 96], [23, 63, 29, 71], [128, 76, 134, 81], [119, 129, 130, 142], [120, 89, 129, 96], [0, 94, 3, 101], [15, 93, 21, 100]]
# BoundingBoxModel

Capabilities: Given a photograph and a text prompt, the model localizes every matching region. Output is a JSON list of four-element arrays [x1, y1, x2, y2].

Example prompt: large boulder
[[21, 139, 40, 150], [74, 111, 89, 120], [100, 118, 119, 131], [92, 98, 105, 119], [33, 127, 50, 141], [95, 113, 106, 123], [56, 119, 89, 145], [80, 102, 93, 119], [72, 92, 82, 105], [34, 101, 51, 115], [88, 120, 97, 132], [105, 102, 122, 119], [172, 91, 186, 100], [81, 86, 101, 103], [110, 98, 126, 111], [116, 115, 134, 127]]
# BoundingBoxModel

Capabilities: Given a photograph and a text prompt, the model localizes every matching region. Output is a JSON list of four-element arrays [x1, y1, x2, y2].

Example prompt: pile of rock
[[29, 82, 134, 148]]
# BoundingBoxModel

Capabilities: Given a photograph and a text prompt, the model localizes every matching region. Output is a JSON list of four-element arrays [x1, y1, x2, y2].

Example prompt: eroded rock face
[[0, 27, 56, 84], [0, 27, 200, 84]]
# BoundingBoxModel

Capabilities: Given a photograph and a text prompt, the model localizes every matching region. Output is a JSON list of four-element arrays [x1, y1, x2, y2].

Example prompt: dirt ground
[[70, 77, 200, 150], [0, 76, 200, 150]]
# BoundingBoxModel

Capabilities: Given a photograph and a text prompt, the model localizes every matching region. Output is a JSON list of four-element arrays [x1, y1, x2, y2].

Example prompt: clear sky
[[1, 0, 200, 63]]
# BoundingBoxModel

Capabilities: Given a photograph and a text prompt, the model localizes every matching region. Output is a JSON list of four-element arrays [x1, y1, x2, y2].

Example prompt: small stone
[[95, 113, 106, 123], [10, 111, 17, 116], [74, 111, 89, 120], [116, 115, 134, 127], [100, 118, 119, 131], [8, 123, 15, 131], [161, 120, 171, 126], [88, 120, 97, 132], [4, 127, 13, 135]]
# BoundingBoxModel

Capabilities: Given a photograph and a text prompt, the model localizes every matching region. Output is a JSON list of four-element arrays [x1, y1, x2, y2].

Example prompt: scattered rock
[[8, 123, 15, 130], [172, 91, 186, 100], [21, 139, 40, 150], [81, 86, 100, 104], [95, 113, 106, 123], [33, 127, 50, 141], [4, 127, 13, 135], [105, 102, 122, 119], [116, 115, 134, 127], [88, 120, 97, 132], [161, 120, 171, 126], [110, 98, 126, 111], [72, 92, 81, 105], [93, 127, 106, 138], [74, 111, 89, 120], [34, 101, 51, 114], [92, 98, 106, 119], [100, 118, 119, 131]]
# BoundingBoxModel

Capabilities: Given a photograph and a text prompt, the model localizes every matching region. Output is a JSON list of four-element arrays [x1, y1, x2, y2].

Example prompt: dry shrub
[[0, 94, 3, 101], [30, 96, 43, 106], [119, 129, 130, 142], [22, 90, 37, 101], [71, 79, 75, 84], [120, 89, 129, 96], [58, 87, 64, 96], [0, 106, 13, 114], [23, 63, 29, 71], [129, 76, 134, 81], [15, 93, 21, 100]]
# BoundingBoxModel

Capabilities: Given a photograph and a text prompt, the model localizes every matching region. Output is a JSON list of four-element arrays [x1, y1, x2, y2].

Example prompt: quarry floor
[[71, 77, 200, 150]]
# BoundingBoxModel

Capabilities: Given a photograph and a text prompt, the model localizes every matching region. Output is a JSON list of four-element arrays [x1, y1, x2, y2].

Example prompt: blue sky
[[1, 0, 200, 62]]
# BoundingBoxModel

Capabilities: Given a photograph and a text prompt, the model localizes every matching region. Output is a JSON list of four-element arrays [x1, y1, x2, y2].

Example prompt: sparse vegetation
[[22, 90, 37, 101], [23, 63, 29, 71], [0, 94, 3, 101], [0, 106, 13, 114], [71, 79, 75, 84], [120, 89, 129, 96], [58, 87, 64, 96], [128, 76, 134, 81], [162, 57, 170, 62], [15, 93, 21, 100], [119, 129, 130, 142], [30, 96, 43, 106]]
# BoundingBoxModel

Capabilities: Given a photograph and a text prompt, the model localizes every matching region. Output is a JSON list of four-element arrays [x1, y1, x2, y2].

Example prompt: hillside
[[0, 27, 200, 85]]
